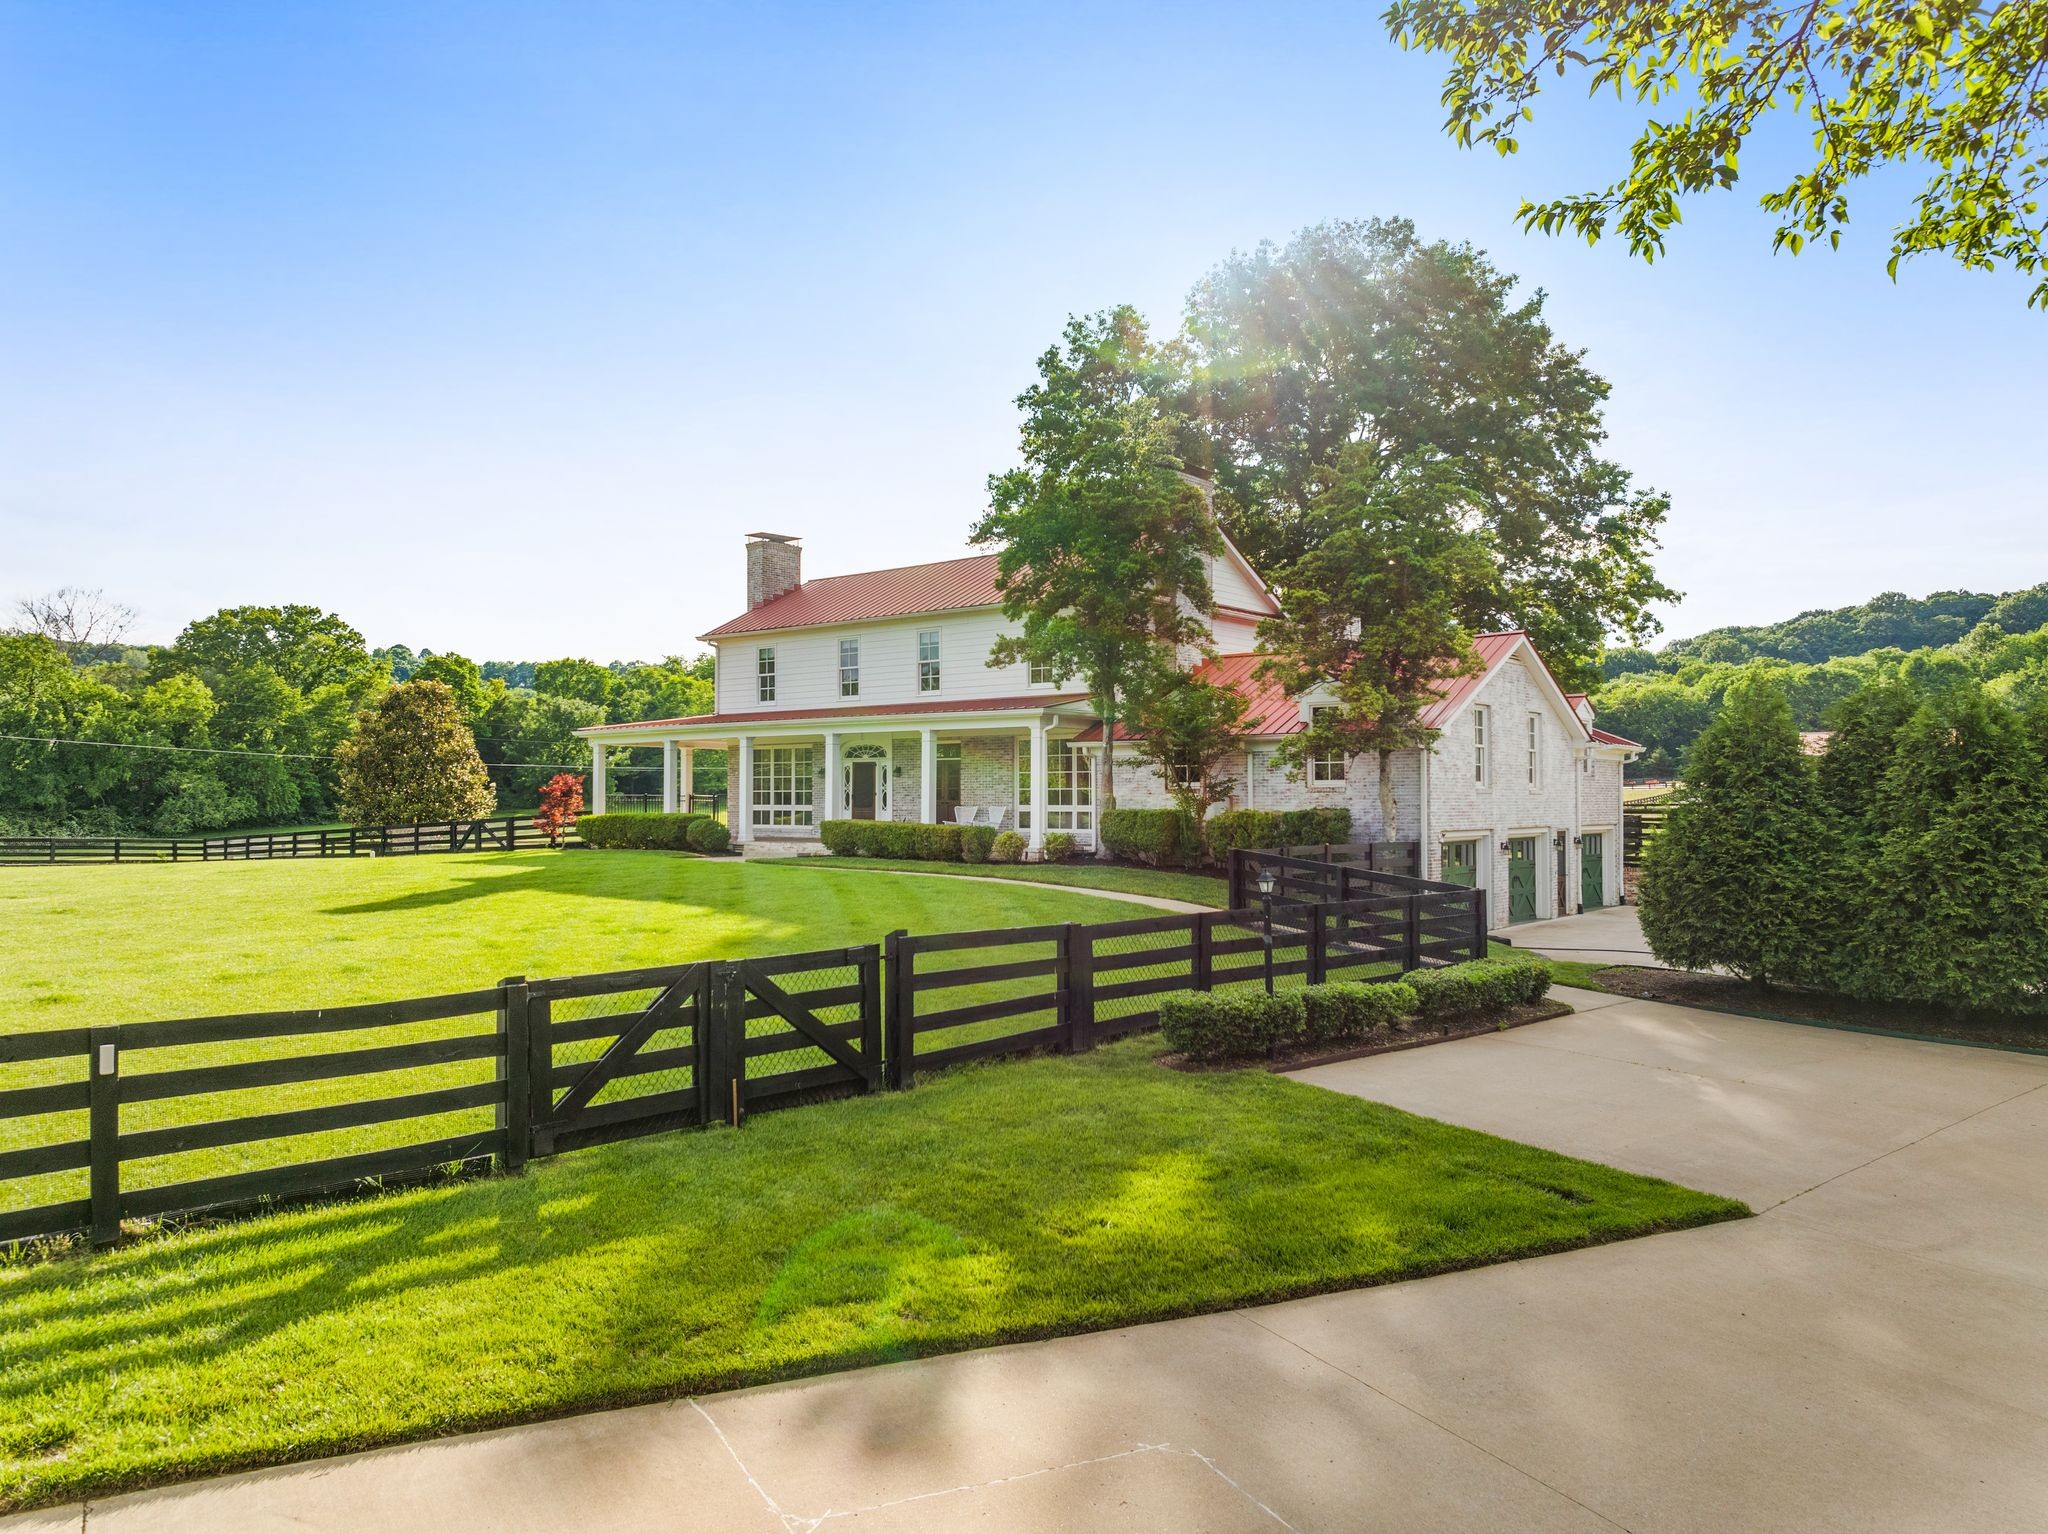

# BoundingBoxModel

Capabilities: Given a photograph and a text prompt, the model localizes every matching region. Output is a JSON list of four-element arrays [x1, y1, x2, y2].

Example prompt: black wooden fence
[[0, 853, 1481, 1249], [1622, 794, 1675, 868], [0, 815, 573, 867]]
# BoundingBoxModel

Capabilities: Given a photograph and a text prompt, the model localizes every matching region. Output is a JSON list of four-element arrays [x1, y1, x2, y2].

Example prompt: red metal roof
[[701, 554, 1003, 638], [584, 691, 1087, 734], [1073, 632, 1586, 742], [1590, 726, 1643, 748]]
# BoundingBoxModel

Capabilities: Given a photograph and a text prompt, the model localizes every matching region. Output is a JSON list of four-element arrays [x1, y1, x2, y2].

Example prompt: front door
[[848, 761, 878, 820], [1507, 836, 1539, 923], [935, 742, 963, 825], [1581, 833, 1605, 909]]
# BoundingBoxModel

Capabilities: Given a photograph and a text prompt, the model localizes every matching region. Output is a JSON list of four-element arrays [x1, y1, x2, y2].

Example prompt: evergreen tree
[[335, 680, 497, 826], [1865, 684, 2048, 1013], [1638, 681, 1831, 985]]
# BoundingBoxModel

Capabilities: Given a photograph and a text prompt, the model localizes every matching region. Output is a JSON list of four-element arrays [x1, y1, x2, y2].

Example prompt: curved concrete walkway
[[20, 989, 2048, 1532], [764, 862, 1215, 914]]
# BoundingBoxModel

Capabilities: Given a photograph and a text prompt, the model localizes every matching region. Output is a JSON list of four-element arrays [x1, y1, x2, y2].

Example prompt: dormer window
[[838, 638, 860, 698]]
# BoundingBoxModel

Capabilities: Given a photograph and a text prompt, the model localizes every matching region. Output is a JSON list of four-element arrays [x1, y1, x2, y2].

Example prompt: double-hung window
[[1473, 706, 1489, 784], [1029, 659, 1057, 686], [756, 647, 776, 703], [917, 629, 942, 692], [838, 638, 860, 698], [1526, 712, 1541, 788], [1308, 705, 1346, 784], [750, 745, 815, 827]]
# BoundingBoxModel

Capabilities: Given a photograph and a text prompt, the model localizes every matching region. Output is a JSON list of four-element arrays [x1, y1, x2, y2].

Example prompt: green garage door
[[1581, 833, 1605, 909], [1441, 839, 1479, 887], [1507, 837, 1539, 923]]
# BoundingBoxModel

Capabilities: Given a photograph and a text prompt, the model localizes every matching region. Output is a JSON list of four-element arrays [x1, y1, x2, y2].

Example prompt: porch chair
[[951, 806, 983, 825]]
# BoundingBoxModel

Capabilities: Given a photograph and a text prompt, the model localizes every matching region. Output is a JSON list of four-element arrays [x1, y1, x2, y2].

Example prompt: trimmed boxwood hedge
[[1100, 807, 1199, 867], [960, 824, 998, 863], [1203, 807, 1352, 855], [819, 819, 965, 861], [1158, 957, 1548, 1063], [575, 813, 707, 850], [1406, 956, 1551, 1017], [685, 817, 732, 854]]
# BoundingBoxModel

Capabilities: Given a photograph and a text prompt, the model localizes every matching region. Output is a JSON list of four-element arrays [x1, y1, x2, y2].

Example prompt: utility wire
[[0, 733, 586, 771]]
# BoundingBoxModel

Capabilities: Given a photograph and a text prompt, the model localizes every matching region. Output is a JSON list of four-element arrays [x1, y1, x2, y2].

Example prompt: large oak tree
[[1182, 218, 1674, 688]]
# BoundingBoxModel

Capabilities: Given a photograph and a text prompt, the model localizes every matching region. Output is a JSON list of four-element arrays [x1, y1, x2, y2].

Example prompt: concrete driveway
[[1497, 903, 1663, 968], [21, 990, 2048, 1533]]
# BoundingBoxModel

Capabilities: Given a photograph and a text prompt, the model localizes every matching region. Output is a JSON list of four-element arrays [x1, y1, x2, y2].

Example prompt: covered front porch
[[582, 702, 1102, 855]]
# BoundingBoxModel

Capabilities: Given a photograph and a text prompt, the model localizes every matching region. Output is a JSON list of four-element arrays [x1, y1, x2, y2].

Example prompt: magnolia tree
[[533, 772, 585, 847], [335, 680, 497, 826]]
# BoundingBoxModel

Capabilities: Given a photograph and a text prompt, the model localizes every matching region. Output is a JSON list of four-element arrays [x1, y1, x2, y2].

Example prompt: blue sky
[[2, 1, 2040, 662]]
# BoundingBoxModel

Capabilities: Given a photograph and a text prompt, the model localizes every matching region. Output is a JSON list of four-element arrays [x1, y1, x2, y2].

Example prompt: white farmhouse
[[579, 531, 1640, 922]]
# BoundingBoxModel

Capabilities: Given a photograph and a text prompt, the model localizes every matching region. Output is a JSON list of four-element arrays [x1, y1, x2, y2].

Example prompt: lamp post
[[1257, 867, 1277, 995]]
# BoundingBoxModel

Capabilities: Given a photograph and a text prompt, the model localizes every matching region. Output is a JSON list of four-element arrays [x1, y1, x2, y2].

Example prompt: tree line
[[1593, 602, 2048, 779], [0, 598, 718, 836]]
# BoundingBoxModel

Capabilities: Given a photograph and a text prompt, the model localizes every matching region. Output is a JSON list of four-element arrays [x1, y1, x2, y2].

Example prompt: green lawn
[[763, 855, 1230, 906], [0, 1035, 1745, 1510], [0, 853, 1152, 1212]]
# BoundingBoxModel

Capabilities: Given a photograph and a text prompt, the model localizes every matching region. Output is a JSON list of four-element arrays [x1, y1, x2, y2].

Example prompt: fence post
[[1193, 911, 1214, 992], [884, 930, 914, 1090], [88, 1027, 120, 1248], [1062, 923, 1094, 1055], [709, 963, 744, 1125], [1471, 888, 1489, 963], [1306, 904, 1327, 986], [1402, 894, 1421, 974], [1227, 848, 1245, 910], [497, 978, 531, 1174], [858, 943, 883, 1091]]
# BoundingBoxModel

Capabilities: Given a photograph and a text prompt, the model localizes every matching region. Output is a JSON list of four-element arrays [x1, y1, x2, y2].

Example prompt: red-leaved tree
[[533, 772, 585, 847]]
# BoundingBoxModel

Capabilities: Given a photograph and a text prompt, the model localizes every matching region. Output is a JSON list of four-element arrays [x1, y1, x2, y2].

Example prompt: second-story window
[[918, 629, 941, 692], [1526, 712, 1541, 788], [1029, 660, 1056, 686], [1308, 705, 1346, 784], [756, 646, 776, 703], [838, 637, 860, 698], [1473, 706, 1489, 784]]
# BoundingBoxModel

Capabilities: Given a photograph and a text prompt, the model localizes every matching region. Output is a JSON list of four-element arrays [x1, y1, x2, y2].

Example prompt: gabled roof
[[700, 554, 1002, 639], [1590, 726, 1644, 748], [1074, 632, 1588, 743]]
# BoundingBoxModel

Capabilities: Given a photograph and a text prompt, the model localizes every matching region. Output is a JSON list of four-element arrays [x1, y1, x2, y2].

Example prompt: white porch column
[[660, 741, 679, 813], [734, 736, 754, 844], [919, 728, 937, 823], [822, 731, 841, 822], [590, 742, 608, 815], [1028, 718, 1048, 853], [679, 745, 695, 813]]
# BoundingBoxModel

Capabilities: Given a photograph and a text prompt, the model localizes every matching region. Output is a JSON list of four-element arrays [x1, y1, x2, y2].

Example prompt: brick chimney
[[745, 533, 802, 610]]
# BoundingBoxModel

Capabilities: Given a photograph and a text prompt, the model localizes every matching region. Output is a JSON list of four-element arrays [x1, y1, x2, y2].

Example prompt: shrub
[[335, 680, 496, 826], [989, 830, 1026, 863], [1638, 681, 1835, 985], [1042, 832, 1080, 863], [1205, 809, 1283, 854], [1301, 981, 1416, 1045], [576, 813, 703, 850], [1276, 808, 1352, 847], [913, 823, 964, 861], [685, 817, 731, 854], [819, 819, 863, 856], [960, 824, 998, 863], [1100, 807, 1197, 866], [532, 773, 584, 847], [820, 819, 963, 861], [1158, 989, 1307, 1062], [1406, 957, 1551, 1018]]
